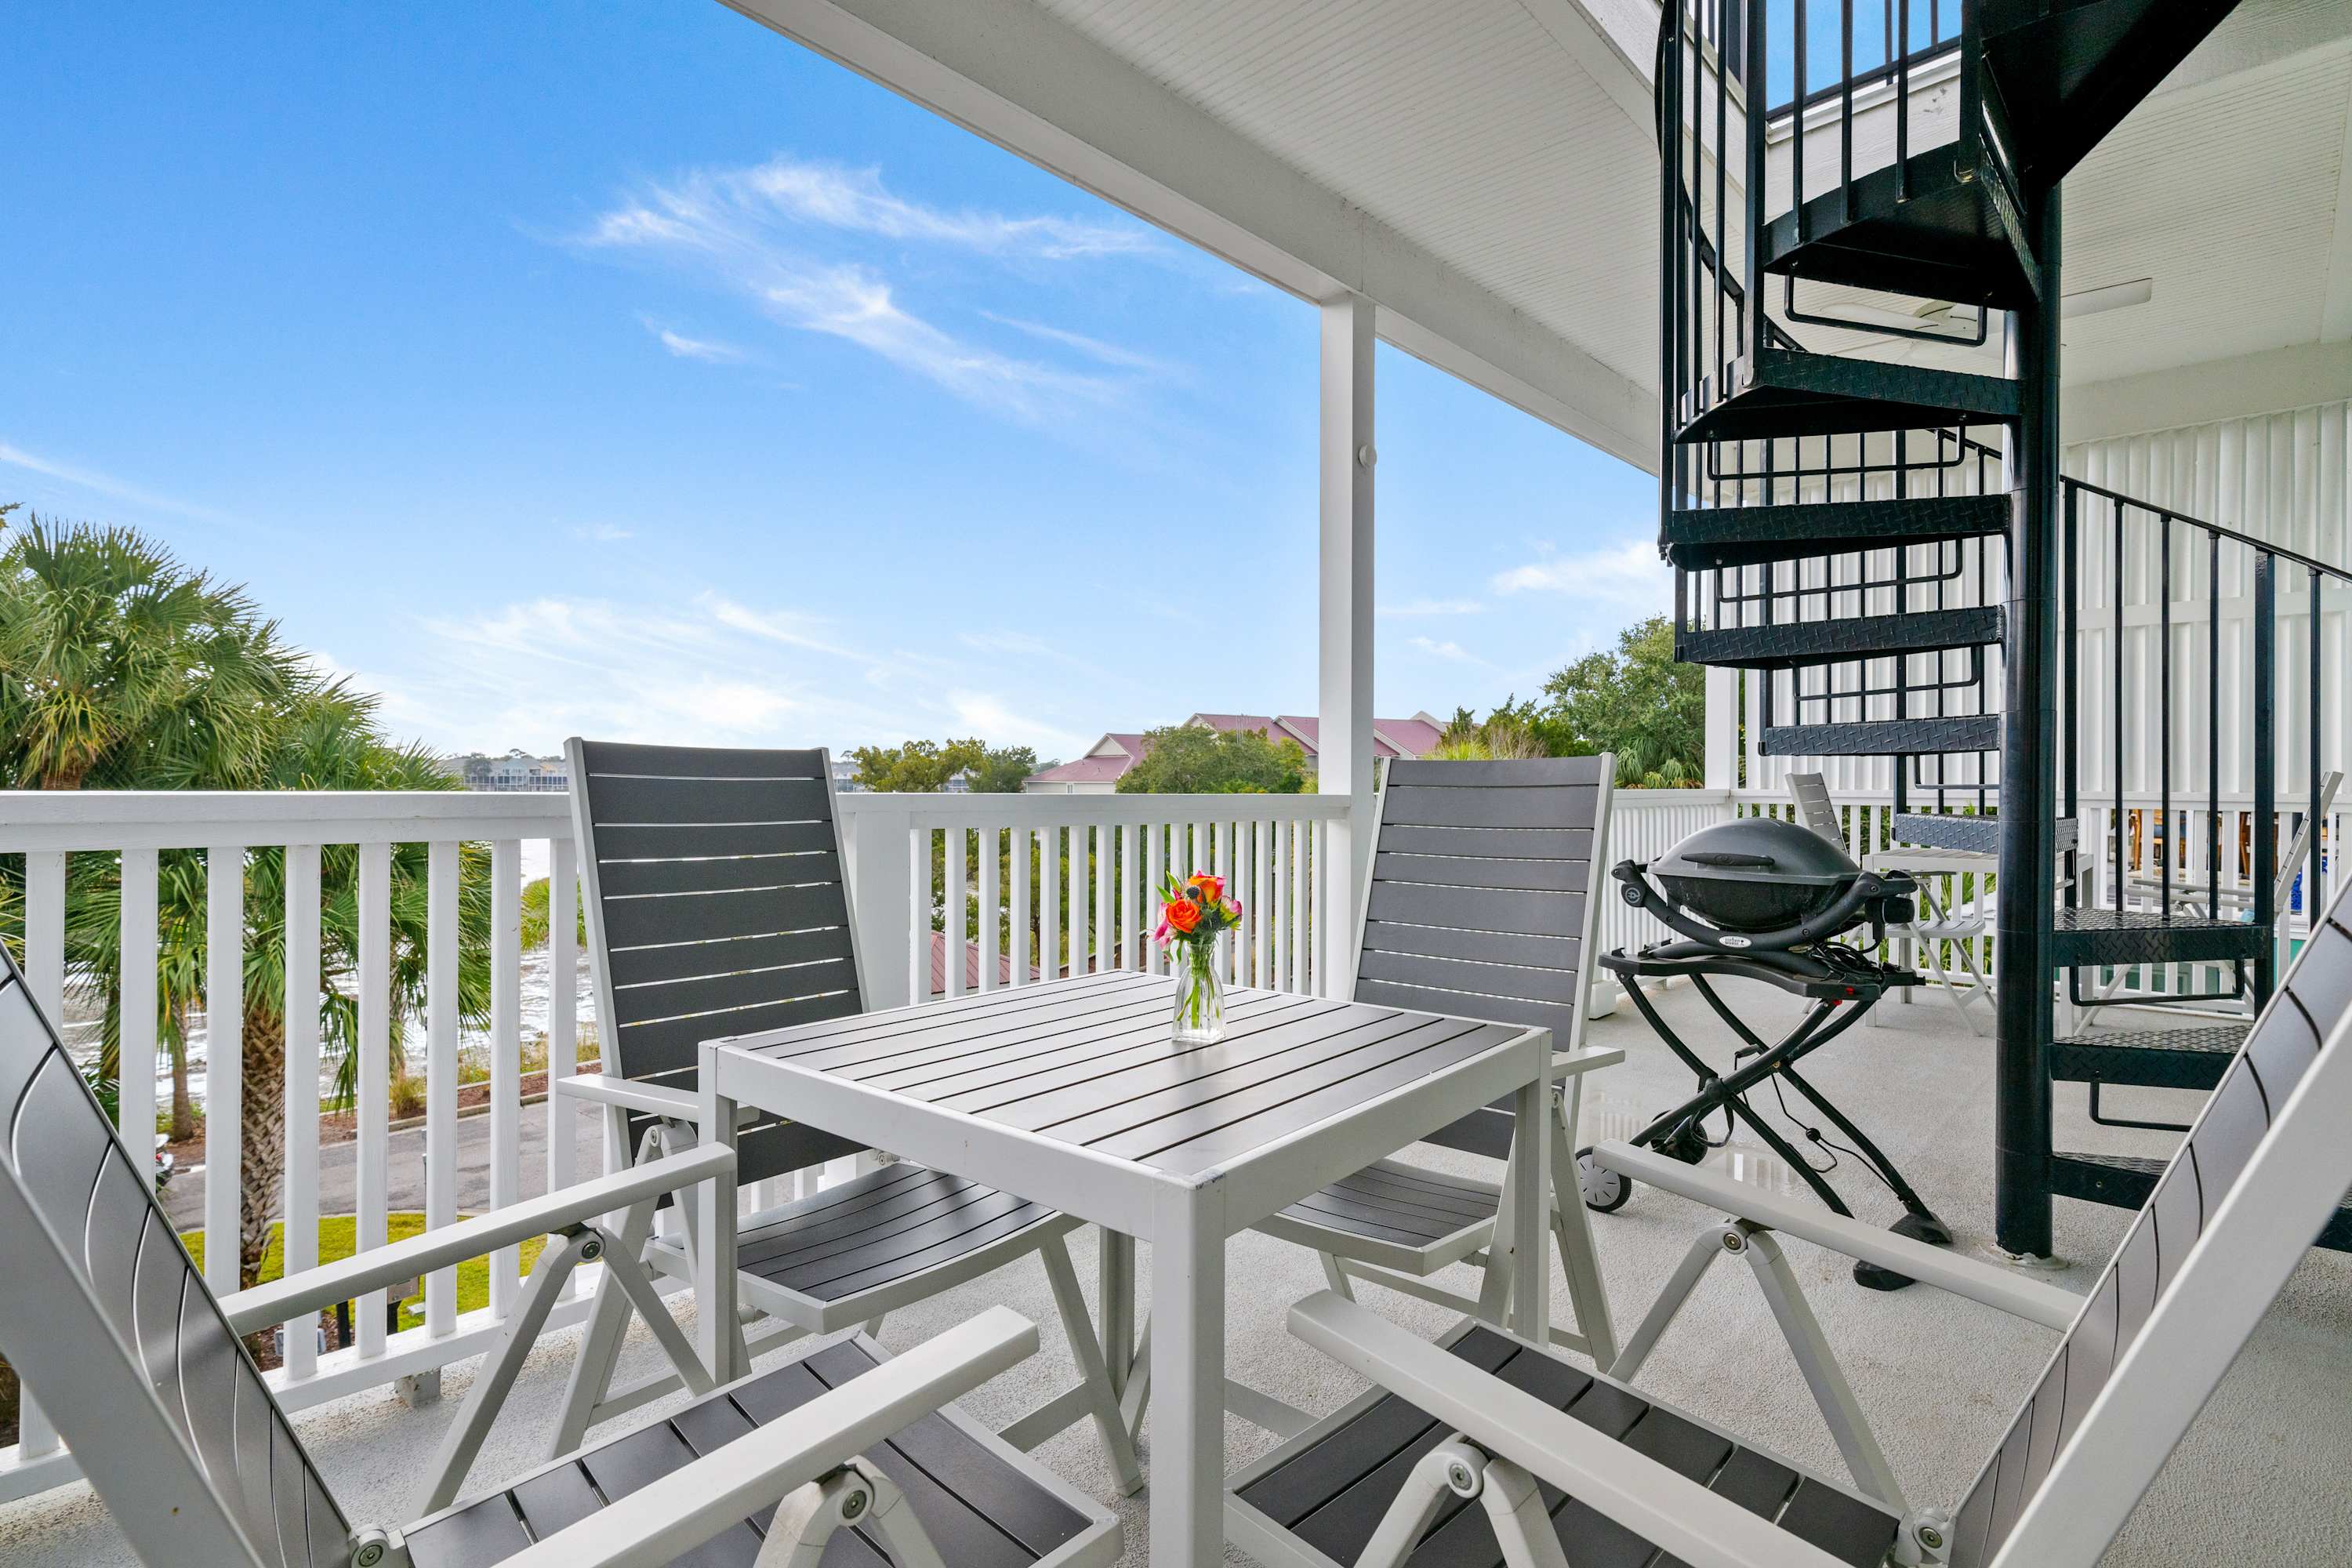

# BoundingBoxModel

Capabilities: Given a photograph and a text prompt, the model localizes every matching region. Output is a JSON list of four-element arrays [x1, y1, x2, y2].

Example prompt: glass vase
[[1171, 936, 1227, 1044]]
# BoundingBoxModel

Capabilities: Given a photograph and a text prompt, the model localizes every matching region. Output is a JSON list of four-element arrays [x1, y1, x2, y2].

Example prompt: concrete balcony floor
[[7, 978, 2348, 1566]]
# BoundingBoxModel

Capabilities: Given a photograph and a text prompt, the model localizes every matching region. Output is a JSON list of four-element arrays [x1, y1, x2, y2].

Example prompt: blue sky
[[2, 3, 1664, 764]]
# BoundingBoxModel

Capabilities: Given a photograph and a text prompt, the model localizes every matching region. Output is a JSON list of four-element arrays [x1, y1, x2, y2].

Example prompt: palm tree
[[2, 511, 300, 1135], [0, 512, 292, 789], [8, 513, 492, 1287]]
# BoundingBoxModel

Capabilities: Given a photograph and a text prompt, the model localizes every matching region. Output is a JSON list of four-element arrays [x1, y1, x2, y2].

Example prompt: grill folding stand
[[1579, 851, 1955, 1290]]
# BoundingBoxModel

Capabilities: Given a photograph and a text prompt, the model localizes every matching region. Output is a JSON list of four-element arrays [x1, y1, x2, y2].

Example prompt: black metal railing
[[2061, 480, 2349, 1009]]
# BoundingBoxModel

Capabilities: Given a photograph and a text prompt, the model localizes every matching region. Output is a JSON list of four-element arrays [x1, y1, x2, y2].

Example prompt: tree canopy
[[848, 738, 1042, 793], [1526, 615, 1705, 786], [2, 507, 490, 1288], [1116, 724, 1308, 794]]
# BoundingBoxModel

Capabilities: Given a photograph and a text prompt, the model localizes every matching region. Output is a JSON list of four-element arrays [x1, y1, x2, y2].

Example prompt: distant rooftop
[[1025, 712, 1443, 789]]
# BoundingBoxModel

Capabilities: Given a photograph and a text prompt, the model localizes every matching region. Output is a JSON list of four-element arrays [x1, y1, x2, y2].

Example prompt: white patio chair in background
[[1791, 771, 1995, 1034], [1229, 873, 2352, 1568], [0, 944, 1121, 1568], [551, 739, 1141, 1493]]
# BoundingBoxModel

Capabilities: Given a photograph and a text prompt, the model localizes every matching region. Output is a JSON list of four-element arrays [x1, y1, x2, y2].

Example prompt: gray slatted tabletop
[[697, 968, 1559, 1568]]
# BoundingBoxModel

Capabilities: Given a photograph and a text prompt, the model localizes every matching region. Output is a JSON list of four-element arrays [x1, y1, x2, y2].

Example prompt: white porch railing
[[833, 792, 1351, 1007], [5, 775, 2325, 1499], [0, 785, 1350, 1501]]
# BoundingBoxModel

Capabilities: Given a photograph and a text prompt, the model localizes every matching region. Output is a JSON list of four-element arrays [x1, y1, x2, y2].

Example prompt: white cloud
[[945, 691, 1090, 759], [578, 155, 1159, 423], [1379, 597, 1484, 618], [573, 523, 633, 542], [648, 324, 746, 362], [978, 313, 1171, 372], [720, 158, 1157, 260], [0, 439, 231, 525], [958, 629, 1055, 658], [370, 590, 1095, 760], [1490, 539, 1673, 612]]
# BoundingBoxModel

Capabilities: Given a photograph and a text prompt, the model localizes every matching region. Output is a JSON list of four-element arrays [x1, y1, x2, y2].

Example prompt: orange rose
[[1165, 898, 1203, 935], [1188, 873, 1225, 902]]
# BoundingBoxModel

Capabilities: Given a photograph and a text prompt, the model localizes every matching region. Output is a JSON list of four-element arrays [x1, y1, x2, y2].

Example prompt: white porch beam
[[720, 0, 1659, 472], [1320, 295, 1377, 997]]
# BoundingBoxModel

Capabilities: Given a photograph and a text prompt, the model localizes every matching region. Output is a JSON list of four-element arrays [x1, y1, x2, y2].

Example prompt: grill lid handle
[[1679, 851, 1776, 868]]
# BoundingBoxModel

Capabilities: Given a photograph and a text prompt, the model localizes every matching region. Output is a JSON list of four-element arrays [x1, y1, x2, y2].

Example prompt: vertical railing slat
[[1115, 822, 1134, 972], [546, 837, 580, 1298], [1145, 822, 1164, 976], [979, 828, 1001, 993], [1069, 827, 1087, 978], [20, 851, 66, 1457], [358, 841, 392, 1358], [118, 848, 159, 1189], [1253, 819, 1271, 989], [946, 829, 967, 999], [1040, 826, 1060, 987], [1279, 822, 1298, 992], [1010, 827, 1031, 987], [283, 844, 322, 1381], [489, 838, 523, 1319], [911, 825, 933, 1006], [424, 839, 460, 1336], [203, 844, 242, 1294], [1094, 826, 1113, 976]]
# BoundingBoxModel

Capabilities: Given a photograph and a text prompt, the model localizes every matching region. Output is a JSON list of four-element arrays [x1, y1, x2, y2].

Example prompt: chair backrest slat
[[1951, 876, 2352, 1567], [0, 952, 350, 1567], [570, 739, 871, 1186], [1353, 757, 1613, 1156], [1787, 772, 1842, 846]]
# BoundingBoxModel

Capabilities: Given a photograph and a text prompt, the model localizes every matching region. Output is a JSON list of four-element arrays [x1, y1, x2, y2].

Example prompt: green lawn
[[182, 1214, 546, 1333]]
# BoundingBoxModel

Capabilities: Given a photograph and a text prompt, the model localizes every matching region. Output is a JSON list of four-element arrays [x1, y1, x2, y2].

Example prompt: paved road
[[162, 1098, 610, 1230]]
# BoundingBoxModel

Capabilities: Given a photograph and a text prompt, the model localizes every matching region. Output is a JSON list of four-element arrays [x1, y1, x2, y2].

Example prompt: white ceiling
[[1030, 0, 1664, 391], [733, 0, 2352, 466]]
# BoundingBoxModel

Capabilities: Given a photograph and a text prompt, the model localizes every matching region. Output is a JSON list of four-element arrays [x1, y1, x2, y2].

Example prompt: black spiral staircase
[[1653, 0, 2322, 1258]]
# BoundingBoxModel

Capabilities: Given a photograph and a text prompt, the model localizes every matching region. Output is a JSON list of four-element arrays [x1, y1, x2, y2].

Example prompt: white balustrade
[[13, 771, 2325, 1501]]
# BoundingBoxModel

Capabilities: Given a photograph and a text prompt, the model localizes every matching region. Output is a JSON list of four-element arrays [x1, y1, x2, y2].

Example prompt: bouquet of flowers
[[1156, 871, 1243, 1042]]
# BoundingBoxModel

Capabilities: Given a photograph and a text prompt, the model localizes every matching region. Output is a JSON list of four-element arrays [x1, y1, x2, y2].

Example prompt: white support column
[[1704, 666, 1740, 790], [1319, 292, 1376, 998]]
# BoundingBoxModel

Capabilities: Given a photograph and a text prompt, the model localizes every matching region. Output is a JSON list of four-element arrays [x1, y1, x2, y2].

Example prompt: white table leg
[[1512, 1047, 1551, 1342], [1100, 1225, 1135, 1399], [1152, 1181, 1226, 1568], [695, 1044, 744, 1386]]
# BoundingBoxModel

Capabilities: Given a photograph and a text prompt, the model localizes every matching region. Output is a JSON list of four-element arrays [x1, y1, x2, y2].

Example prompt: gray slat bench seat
[[1250, 757, 1621, 1361], [408, 1336, 1115, 1568], [555, 739, 1140, 1493], [1227, 1320, 1896, 1568]]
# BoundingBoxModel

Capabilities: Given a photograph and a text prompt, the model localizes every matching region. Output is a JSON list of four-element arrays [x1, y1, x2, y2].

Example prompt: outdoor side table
[[692, 968, 1599, 1568]]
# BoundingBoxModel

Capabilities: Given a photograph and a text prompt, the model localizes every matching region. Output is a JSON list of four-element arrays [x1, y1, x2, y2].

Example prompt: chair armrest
[[555, 1076, 703, 1119], [487, 1306, 1040, 1568], [1290, 1293, 1847, 1568], [220, 1144, 736, 1335], [1594, 1142, 2082, 1330], [1554, 1045, 1625, 1076]]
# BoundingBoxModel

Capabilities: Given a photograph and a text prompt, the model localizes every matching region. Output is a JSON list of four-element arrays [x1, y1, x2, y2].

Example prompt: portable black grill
[[1622, 815, 1917, 957], [1579, 818, 1951, 1290]]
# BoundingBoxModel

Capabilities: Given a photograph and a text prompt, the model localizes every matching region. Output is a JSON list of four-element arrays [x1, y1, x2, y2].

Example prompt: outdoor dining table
[[689, 967, 1570, 1568]]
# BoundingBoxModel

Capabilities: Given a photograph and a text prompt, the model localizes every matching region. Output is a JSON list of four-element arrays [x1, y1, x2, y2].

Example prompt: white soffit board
[[720, 0, 1665, 471]]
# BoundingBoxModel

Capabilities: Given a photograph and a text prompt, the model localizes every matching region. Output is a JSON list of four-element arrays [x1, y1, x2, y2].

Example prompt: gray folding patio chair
[[1229, 872, 2352, 1568], [0, 943, 1120, 1568], [1248, 757, 1622, 1366], [551, 739, 1141, 1492]]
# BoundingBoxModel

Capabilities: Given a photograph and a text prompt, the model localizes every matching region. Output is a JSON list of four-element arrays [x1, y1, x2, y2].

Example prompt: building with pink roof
[[1024, 711, 1445, 793]]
